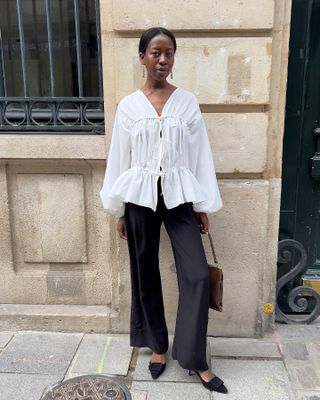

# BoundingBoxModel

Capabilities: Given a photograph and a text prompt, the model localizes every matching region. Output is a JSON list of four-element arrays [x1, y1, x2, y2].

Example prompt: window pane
[[0, 0, 24, 96], [0, 0, 104, 132], [0, 0, 102, 98]]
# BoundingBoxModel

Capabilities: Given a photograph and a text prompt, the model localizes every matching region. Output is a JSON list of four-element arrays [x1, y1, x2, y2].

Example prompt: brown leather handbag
[[206, 232, 223, 312]]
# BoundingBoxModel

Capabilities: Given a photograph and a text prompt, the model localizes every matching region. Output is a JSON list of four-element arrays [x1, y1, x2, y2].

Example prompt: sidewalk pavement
[[0, 319, 319, 400]]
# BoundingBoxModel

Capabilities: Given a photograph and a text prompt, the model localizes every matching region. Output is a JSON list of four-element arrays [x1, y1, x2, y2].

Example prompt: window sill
[[0, 134, 107, 160]]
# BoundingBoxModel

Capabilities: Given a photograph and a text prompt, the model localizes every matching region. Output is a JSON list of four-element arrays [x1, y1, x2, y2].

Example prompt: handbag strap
[[207, 232, 219, 266]]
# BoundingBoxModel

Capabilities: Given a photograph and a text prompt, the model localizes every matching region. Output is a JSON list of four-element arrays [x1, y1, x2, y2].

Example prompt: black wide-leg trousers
[[124, 179, 210, 371]]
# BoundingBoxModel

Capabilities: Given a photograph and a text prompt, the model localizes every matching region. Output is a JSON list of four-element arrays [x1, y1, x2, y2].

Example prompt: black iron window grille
[[0, 0, 104, 133]]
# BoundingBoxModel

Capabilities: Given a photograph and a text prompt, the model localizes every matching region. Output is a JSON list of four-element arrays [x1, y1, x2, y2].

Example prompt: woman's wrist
[[195, 212, 209, 234]]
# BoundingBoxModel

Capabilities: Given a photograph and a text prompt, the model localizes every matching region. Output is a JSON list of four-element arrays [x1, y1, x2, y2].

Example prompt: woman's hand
[[117, 216, 127, 240], [195, 212, 209, 234]]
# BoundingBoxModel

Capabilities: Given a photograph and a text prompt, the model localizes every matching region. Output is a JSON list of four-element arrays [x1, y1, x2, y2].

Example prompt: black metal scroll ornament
[[276, 239, 320, 324]]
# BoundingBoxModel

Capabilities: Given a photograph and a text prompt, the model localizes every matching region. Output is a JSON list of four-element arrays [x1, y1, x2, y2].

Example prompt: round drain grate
[[41, 374, 132, 400]]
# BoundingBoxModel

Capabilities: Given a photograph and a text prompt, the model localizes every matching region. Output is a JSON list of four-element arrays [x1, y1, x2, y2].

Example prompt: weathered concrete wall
[[100, 0, 292, 337]]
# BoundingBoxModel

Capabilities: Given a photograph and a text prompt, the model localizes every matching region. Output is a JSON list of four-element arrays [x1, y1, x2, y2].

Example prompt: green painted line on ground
[[96, 336, 112, 374]]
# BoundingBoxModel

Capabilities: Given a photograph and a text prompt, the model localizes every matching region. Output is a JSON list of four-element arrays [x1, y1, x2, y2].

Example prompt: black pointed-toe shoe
[[188, 370, 228, 393], [148, 360, 166, 379]]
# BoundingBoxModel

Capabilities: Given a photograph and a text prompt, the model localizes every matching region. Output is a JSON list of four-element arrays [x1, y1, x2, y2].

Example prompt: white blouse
[[99, 87, 222, 218]]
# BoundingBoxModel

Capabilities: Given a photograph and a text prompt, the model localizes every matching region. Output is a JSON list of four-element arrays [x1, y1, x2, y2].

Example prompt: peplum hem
[[101, 165, 208, 215]]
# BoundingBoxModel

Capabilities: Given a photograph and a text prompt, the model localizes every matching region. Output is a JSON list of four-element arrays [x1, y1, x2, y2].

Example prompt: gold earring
[[170, 70, 173, 79], [142, 66, 145, 78]]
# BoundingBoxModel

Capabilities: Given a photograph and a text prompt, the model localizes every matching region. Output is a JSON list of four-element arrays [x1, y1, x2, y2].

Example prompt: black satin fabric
[[124, 178, 209, 371]]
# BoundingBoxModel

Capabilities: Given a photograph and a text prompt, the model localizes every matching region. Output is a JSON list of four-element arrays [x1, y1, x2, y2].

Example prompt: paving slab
[[306, 341, 320, 359], [0, 331, 82, 375], [209, 338, 281, 359], [130, 389, 148, 400], [70, 334, 133, 376], [0, 332, 13, 348], [132, 381, 211, 400], [276, 323, 320, 341], [313, 359, 320, 375], [294, 390, 320, 400], [63, 371, 85, 380], [133, 337, 211, 383], [281, 342, 309, 360], [283, 359, 320, 391], [0, 372, 62, 400], [209, 358, 295, 400]]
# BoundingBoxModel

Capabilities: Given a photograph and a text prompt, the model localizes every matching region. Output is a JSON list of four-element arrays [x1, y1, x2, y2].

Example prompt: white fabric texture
[[99, 87, 222, 217]]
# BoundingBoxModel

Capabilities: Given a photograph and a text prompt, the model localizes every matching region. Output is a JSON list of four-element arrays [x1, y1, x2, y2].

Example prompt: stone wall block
[[112, 0, 274, 31], [115, 37, 272, 104], [0, 161, 114, 306], [205, 180, 269, 336], [204, 113, 268, 173], [15, 174, 87, 263]]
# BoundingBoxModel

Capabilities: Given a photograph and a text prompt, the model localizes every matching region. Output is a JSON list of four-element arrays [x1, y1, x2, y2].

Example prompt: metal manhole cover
[[41, 374, 132, 400]]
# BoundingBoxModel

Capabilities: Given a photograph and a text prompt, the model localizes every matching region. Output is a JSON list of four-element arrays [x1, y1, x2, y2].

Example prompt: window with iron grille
[[0, 0, 104, 133]]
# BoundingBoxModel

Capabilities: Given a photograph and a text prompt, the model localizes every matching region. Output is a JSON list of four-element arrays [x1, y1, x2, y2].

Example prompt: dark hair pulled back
[[138, 27, 177, 54]]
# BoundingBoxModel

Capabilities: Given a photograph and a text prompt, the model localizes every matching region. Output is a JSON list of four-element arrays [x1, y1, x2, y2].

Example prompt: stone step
[[0, 304, 118, 333]]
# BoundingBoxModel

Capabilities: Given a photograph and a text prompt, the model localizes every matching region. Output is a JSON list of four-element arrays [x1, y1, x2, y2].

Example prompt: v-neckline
[[138, 87, 179, 118]]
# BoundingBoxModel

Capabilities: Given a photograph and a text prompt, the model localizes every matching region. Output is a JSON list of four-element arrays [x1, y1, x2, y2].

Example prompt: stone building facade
[[0, 0, 292, 337]]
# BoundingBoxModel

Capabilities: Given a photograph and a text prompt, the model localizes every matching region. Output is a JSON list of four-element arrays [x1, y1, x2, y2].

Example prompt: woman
[[100, 27, 227, 394]]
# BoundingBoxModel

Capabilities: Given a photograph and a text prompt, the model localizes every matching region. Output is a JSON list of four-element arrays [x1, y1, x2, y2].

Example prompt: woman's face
[[139, 34, 175, 82]]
